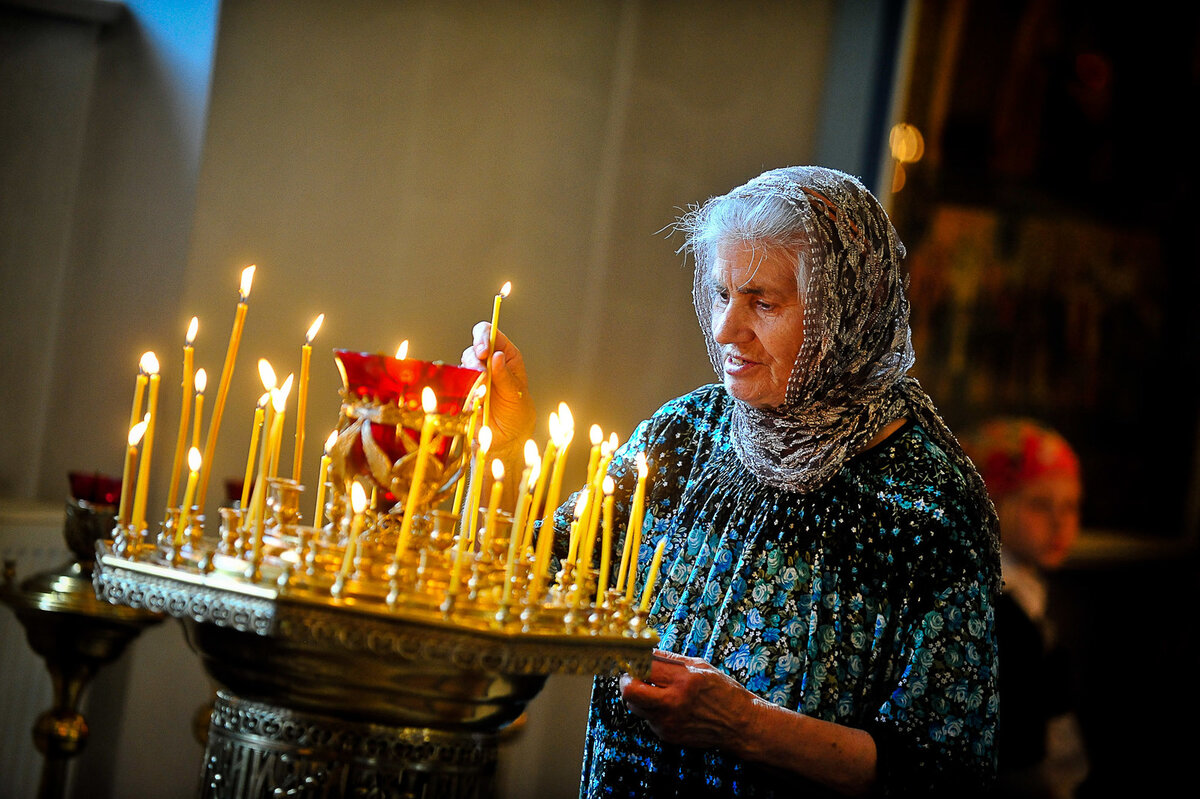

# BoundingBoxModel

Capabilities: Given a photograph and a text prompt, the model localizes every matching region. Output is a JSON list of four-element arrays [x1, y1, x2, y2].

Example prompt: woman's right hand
[[461, 321, 537, 457]]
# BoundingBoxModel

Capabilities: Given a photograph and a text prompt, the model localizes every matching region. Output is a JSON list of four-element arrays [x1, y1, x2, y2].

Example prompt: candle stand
[[2, 497, 163, 799], [93, 350, 656, 798]]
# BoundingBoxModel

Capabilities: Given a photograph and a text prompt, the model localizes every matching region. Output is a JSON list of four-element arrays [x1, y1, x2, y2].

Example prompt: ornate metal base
[[202, 691, 498, 799]]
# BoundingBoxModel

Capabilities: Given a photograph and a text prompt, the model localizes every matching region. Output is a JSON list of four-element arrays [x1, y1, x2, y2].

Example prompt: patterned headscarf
[[961, 418, 1081, 500], [681, 166, 991, 514]]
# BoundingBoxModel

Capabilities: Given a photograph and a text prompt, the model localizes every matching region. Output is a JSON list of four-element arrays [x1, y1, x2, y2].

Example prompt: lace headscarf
[[680, 166, 993, 518]]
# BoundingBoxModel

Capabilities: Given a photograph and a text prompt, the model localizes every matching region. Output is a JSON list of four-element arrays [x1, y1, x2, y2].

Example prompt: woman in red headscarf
[[962, 418, 1088, 798]]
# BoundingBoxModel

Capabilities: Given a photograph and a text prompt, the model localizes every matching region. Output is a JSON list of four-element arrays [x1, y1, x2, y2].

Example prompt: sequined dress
[[564, 385, 999, 798]]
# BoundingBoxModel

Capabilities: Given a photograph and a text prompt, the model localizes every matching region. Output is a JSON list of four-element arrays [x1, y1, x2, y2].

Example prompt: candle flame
[[239, 265, 256, 300], [324, 429, 338, 453], [478, 425, 492, 455], [524, 439, 539, 468], [350, 481, 367, 514], [258, 359, 276, 390], [257, 391, 271, 409], [140, 351, 159, 375], [194, 368, 207, 393], [558, 402, 574, 433], [128, 419, 149, 446], [186, 316, 199, 345], [187, 446, 202, 472], [548, 411, 560, 441], [279, 373, 294, 399], [491, 458, 505, 481], [306, 313, 324, 344], [590, 424, 603, 446], [528, 457, 541, 487], [603, 474, 615, 495], [499, 281, 512, 298], [421, 386, 437, 414], [636, 451, 648, 479], [271, 387, 287, 414], [574, 489, 589, 517], [396, 340, 409, 360]]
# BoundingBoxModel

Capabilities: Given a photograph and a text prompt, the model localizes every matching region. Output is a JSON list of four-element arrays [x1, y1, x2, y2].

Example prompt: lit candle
[[191, 369, 207, 450], [252, 386, 288, 560], [503, 441, 539, 604], [198, 265, 254, 509], [337, 481, 368, 583], [130, 353, 161, 533], [521, 413, 557, 552], [395, 387, 439, 559], [127, 355, 149, 433], [639, 537, 667, 613], [595, 475, 615, 603], [268, 374, 293, 478], [464, 426, 492, 547], [312, 429, 337, 527], [482, 281, 511, 431], [240, 392, 269, 511], [167, 317, 198, 512], [243, 359, 277, 522], [566, 487, 590, 566], [291, 313, 323, 482], [450, 386, 483, 521], [176, 447, 202, 543], [117, 417, 149, 528], [622, 452, 649, 602], [539, 403, 574, 528], [482, 458, 505, 550], [585, 424, 603, 489]]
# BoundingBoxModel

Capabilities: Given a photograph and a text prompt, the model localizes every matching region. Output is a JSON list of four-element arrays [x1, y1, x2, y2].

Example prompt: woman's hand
[[460, 321, 536, 457], [619, 650, 763, 753]]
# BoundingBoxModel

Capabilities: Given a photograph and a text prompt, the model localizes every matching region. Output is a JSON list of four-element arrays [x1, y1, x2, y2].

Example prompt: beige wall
[[1, 1, 904, 796]]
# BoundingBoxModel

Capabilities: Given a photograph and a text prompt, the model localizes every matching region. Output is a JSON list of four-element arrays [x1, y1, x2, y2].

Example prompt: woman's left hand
[[619, 650, 763, 753]]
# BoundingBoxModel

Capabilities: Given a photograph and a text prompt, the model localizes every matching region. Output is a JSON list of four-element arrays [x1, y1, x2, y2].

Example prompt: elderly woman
[[465, 166, 1000, 797]]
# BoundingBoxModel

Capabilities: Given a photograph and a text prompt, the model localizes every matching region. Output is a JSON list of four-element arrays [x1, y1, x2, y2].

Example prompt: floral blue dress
[[558, 385, 1000, 798]]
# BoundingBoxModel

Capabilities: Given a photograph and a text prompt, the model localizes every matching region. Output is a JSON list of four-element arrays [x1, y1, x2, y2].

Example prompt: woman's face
[[997, 473, 1082, 570], [708, 243, 805, 409]]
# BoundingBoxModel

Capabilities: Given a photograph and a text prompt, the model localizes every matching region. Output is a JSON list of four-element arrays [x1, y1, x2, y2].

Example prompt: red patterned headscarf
[[962, 418, 1081, 500]]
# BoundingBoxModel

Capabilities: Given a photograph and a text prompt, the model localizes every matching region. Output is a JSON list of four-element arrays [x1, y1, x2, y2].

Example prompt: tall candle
[[243, 359, 277, 522], [521, 416, 557, 552], [127, 357, 149, 433], [191, 369, 207, 450], [167, 317, 198, 512], [596, 476, 615, 603], [292, 313, 323, 482], [464, 426, 491, 547], [312, 429, 336, 527], [395, 387, 439, 559], [450, 387, 483, 520], [198, 265, 254, 509], [639, 537, 667, 612], [117, 418, 148, 528], [252, 386, 288, 560], [482, 281, 511, 432], [622, 452, 650, 602], [240, 392, 269, 511], [176, 447, 202, 543], [268, 374, 293, 479], [337, 481, 368, 583], [539, 403, 574, 528], [130, 353, 161, 533], [566, 488, 590, 566]]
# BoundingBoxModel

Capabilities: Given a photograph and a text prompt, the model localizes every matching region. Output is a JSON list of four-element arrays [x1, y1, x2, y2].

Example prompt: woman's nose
[[713, 302, 749, 345]]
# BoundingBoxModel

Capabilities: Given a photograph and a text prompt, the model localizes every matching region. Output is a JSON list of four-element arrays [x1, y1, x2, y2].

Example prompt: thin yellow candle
[[464, 426, 492, 547], [502, 442, 538, 604], [117, 418, 148, 528], [292, 313, 323, 482], [252, 386, 289, 561], [450, 387, 483, 519], [312, 429, 337, 527], [127, 352, 152, 431], [337, 481, 369, 582], [622, 452, 649, 602], [639, 537, 667, 613], [565, 488, 590, 566], [596, 476, 615, 603], [240, 392, 269, 511], [395, 387, 439, 559], [482, 281, 511, 431], [198, 264, 254, 509], [481, 458, 505, 550], [539, 403, 574, 527], [191, 369, 207, 450], [521, 415, 557, 551], [167, 317, 198, 512], [176, 447, 202, 544], [585, 424, 602, 488], [243, 360, 277, 520], [268, 374, 293, 478], [130, 353, 161, 533]]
